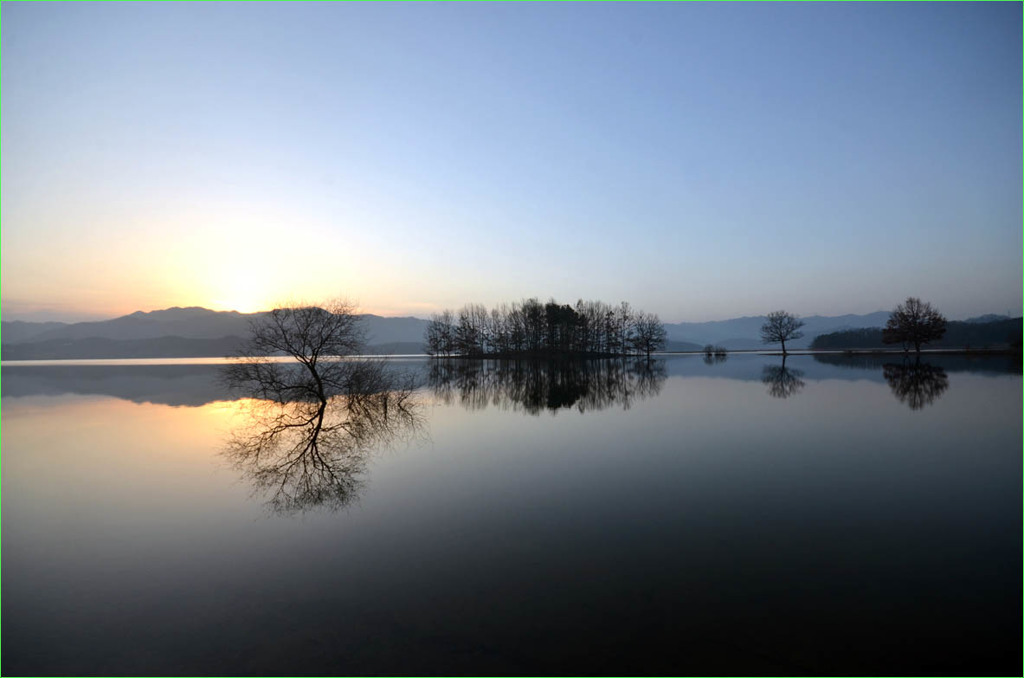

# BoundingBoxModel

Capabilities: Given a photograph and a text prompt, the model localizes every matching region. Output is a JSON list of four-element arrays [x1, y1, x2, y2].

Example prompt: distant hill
[[663, 312, 892, 350], [2, 320, 71, 343], [964, 314, 1011, 324], [1, 307, 430, 344], [663, 339, 704, 353], [363, 341, 428, 355], [1, 336, 249, 361], [810, 317, 1022, 350], [13, 307, 256, 342], [2, 307, 431, 359]]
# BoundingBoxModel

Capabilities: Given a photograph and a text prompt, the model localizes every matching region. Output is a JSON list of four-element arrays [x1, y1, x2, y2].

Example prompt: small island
[[424, 298, 667, 359]]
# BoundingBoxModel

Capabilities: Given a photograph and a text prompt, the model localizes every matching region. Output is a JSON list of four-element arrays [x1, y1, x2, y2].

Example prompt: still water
[[3, 354, 1020, 673]]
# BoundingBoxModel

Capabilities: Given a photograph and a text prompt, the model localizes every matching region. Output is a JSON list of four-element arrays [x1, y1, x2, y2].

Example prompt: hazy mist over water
[[2, 355, 1019, 674]]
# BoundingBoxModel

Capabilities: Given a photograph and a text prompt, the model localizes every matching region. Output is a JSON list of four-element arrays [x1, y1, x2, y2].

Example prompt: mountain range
[[0, 307, 428, 360], [3, 305, 986, 360]]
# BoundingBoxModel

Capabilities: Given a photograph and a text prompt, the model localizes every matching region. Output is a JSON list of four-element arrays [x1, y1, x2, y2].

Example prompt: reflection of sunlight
[[4, 396, 241, 466], [203, 398, 262, 418]]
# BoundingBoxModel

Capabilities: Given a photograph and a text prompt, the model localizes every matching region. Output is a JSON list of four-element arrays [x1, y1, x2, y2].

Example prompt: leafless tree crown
[[882, 297, 947, 353], [760, 310, 805, 354], [224, 300, 373, 404]]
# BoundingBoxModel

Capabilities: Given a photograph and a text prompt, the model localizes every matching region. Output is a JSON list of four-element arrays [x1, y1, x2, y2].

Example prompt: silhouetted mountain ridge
[[1, 336, 248, 360], [809, 317, 1022, 351], [2, 307, 430, 347], [2, 320, 71, 343], [964, 314, 1011, 324]]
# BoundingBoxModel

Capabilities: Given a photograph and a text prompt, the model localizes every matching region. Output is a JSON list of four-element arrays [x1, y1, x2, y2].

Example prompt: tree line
[[810, 315, 1020, 351], [761, 298, 1002, 354], [424, 298, 667, 359]]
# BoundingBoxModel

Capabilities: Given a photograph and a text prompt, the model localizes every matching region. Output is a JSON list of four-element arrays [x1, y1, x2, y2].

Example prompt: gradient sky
[[2, 2, 1020, 322]]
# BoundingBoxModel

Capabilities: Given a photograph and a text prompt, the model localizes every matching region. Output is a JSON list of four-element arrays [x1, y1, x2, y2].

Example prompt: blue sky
[[2, 2, 1020, 322]]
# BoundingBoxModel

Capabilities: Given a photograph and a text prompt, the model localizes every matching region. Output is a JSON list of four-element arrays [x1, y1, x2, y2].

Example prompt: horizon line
[[3, 303, 1014, 327]]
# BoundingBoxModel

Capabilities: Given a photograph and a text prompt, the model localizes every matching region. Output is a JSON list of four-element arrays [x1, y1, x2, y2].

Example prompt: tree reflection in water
[[883, 360, 949, 410], [762, 360, 806, 399], [428, 359, 666, 415], [224, 359, 421, 514]]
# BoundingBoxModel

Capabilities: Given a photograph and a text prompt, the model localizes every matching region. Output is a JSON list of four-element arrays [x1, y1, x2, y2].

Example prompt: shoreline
[[2, 347, 1018, 367]]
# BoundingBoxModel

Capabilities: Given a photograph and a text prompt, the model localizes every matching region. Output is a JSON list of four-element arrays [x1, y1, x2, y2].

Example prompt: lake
[[2, 353, 1020, 674]]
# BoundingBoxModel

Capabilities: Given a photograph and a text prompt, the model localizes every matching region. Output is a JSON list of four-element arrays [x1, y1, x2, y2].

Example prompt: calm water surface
[[3, 354, 1020, 674]]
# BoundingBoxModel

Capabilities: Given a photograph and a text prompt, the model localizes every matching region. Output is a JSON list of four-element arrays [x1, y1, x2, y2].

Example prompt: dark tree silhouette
[[224, 300, 371, 404], [760, 311, 805, 355], [883, 359, 949, 410], [882, 297, 947, 353], [425, 309, 456, 358], [631, 311, 668, 359], [424, 298, 667, 358]]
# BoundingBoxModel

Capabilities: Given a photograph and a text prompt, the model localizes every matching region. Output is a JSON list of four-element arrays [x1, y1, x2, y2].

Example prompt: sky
[[2, 2, 1020, 323]]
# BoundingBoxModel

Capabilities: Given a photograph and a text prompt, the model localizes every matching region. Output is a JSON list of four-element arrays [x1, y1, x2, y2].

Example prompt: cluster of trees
[[703, 344, 728, 357], [703, 344, 728, 364], [425, 298, 667, 359], [812, 299, 1020, 352]]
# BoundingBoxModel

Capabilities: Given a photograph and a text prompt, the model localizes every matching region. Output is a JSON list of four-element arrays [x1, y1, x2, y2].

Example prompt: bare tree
[[224, 299, 417, 404], [631, 311, 667, 359], [425, 309, 456, 357], [882, 297, 947, 353], [760, 310, 805, 355]]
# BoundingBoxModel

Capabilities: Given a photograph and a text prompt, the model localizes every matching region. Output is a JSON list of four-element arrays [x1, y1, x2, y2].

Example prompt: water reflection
[[226, 391, 420, 514], [4, 356, 1020, 674], [809, 353, 957, 410], [811, 352, 1018, 376], [428, 359, 666, 415], [223, 357, 422, 514], [882, 360, 950, 411], [761, 361, 806, 399]]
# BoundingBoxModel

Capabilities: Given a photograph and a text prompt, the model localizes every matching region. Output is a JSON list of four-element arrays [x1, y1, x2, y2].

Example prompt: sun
[[209, 272, 273, 314]]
